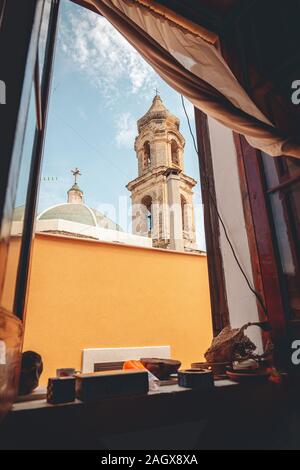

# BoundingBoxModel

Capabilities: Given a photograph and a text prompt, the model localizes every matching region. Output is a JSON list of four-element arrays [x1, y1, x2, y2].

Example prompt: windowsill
[[14, 386, 47, 404], [12, 380, 237, 413], [2, 380, 286, 450]]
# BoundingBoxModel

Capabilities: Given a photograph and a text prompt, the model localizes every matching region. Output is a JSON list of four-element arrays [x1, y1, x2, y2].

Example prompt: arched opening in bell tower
[[141, 195, 153, 236], [171, 139, 179, 166], [143, 141, 151, 169]]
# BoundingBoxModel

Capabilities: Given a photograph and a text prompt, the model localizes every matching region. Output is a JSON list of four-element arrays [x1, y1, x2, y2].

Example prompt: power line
[[52, 110, 132, 179]]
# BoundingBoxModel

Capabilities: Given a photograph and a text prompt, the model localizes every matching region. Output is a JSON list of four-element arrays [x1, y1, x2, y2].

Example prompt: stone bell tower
[[126, 94, 197, 251]]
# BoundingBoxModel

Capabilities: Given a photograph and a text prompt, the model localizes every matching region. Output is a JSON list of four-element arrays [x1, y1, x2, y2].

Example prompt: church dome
[[38, 203, 97, 226], [137, 94, 179, 132], [37, 203, 122, 231], [36, 168, 122, 232]]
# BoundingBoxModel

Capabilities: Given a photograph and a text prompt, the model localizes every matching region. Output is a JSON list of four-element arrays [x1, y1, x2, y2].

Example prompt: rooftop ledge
[[34, 231, 207, 257]]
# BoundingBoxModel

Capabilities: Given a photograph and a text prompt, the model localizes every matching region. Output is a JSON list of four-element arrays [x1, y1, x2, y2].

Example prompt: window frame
[[0, 0, 44, 316], [0, 0, 60, 323], [14, 0, 61, 319], [0, 0, 60, 423]]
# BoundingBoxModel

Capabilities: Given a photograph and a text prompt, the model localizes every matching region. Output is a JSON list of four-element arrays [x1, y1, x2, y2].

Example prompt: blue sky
[[38, 0, 205, 250]]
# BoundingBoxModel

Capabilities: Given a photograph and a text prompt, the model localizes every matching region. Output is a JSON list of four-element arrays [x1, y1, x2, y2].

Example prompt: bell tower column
[[165, 168, 184, 251]]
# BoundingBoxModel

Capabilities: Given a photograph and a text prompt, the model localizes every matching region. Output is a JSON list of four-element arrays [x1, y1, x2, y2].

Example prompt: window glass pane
[[289, 181, 300, 242], [269, 192, 296, 276], [1, 85, 37, 311], [286, 182, 300, 317], [261, 151, 279, 188], [38, 0, 52, 80], [262, 153, 300, 320]]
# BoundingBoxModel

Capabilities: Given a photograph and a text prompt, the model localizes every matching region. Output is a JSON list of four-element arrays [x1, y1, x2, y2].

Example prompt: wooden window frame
[[195, 110, 290, 361], [233, 134, 291, 366]]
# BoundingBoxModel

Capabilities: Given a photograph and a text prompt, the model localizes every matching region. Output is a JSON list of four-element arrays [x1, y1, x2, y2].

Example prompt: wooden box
[[75, 370, 149, 402], [47, 377, 76, 404]]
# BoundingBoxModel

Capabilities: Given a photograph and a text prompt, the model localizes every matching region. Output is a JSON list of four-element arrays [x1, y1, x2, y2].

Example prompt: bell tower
[[126, 94, 197, 251]]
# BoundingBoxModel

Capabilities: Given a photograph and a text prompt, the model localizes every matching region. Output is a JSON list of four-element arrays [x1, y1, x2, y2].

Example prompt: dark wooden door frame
[[195, 109, 230, 336]]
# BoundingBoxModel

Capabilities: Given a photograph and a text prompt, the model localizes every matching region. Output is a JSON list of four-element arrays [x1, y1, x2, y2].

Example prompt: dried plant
[[204, 323, 259, 363]]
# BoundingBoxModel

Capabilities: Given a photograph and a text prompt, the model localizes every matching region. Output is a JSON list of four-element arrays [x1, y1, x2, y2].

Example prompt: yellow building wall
[[23, 234, 213, 384], [1, 236, 22, 312]]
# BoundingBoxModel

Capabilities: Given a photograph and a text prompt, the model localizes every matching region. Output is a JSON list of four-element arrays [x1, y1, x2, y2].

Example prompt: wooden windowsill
[[1, 380, 286, 449], [12, 380, 237, 413]]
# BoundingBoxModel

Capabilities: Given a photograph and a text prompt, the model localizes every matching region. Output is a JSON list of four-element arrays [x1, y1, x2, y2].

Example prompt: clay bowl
[[191, 362, 232, 378], [226, 368, 270, 383], [140, 358, 181, 380]]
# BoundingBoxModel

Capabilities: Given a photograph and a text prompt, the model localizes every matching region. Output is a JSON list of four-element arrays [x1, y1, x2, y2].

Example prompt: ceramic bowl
[[140, 358, 181, 380]]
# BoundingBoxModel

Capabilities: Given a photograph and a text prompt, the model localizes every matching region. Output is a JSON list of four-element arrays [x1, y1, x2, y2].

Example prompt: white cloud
[[115, 112, 137, 148], [59, 8, 157, 103]]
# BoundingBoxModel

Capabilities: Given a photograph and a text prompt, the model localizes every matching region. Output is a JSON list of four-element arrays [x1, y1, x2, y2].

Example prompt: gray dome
[[38, 203, 97, 226], [38, 203, 122, 232]]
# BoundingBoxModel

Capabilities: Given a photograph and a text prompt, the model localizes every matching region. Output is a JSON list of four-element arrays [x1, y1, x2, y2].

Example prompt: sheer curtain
[[87, 0, 300, 158]]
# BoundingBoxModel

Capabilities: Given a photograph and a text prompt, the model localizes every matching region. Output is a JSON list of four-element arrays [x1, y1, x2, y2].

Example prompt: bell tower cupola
[[127, 94, 197, 252], [134, 93, 185, 175]]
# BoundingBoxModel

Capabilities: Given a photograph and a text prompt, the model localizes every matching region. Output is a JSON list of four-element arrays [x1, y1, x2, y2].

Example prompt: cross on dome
[[71, 167, 82, 184]]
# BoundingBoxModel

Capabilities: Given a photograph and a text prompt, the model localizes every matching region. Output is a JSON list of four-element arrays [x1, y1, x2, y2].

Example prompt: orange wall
[[1, 236, 22, 312], [23, 234, 213, 384]]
